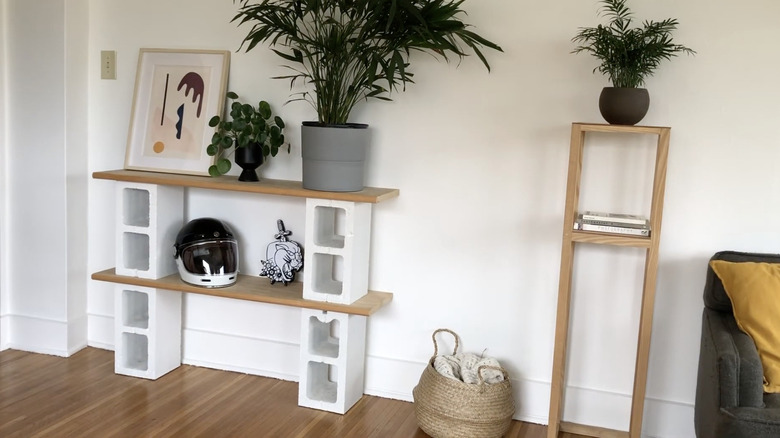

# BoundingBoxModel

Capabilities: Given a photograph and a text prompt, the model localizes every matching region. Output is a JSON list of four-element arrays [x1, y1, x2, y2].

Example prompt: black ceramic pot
[[234, 142, 264, 182], [598, 87, 650, 126]]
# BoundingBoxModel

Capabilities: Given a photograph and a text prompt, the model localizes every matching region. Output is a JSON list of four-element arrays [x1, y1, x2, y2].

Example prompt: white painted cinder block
[[115, 182, 183, 279], [298, 309, 367, 414], [114, 285, 181, 379], [303, 199, 372, 304]]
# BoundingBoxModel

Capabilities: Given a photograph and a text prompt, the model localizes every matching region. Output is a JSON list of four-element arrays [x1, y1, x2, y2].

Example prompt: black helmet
[[173, 218, 238, 287]]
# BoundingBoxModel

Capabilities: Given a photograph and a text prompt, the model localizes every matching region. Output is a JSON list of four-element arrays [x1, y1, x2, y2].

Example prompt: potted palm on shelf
[[207, 92, 288, 181], [231, 0, 502, 191], [572, 0, 695, 125]]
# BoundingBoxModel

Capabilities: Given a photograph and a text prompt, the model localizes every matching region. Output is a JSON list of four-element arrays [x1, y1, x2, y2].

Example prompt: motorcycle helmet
[[173, 218, 238, 288]]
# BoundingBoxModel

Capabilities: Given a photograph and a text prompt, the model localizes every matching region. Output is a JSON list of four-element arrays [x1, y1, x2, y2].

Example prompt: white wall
[[77, 0, 780, 436], [4, 0, 88, 355]]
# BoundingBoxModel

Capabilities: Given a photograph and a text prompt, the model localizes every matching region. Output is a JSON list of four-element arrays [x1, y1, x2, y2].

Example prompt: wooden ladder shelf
[[547, 123, 671, 438]]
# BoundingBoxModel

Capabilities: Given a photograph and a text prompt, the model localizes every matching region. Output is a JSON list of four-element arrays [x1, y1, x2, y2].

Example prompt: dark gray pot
[[301, 122, 369, 192], [598, 87, 650, 126]]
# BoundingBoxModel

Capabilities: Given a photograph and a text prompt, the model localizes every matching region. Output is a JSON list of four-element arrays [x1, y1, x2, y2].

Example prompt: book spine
[[579, 222, 650, 236], [581, 218, 649, 229], [580, 212, 647, 225]]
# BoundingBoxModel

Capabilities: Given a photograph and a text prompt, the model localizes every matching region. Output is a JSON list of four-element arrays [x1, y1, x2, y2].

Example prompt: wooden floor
[[0, 348, 584, 438]]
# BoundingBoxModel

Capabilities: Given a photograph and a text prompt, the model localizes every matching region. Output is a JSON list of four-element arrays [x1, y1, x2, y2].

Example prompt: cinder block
[[298, 309, 367, 414], [115, 182, 184, 279], [114, 285, 182, 379], [303, 199, 372, 304]]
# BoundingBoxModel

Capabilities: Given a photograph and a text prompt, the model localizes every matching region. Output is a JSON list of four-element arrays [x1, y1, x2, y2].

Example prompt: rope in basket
[[413, 329, 515, 438]]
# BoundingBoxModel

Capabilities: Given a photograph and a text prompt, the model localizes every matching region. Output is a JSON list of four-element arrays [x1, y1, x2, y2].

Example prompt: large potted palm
[[572, 0, 695, 125], [232, 0, 502, 191]]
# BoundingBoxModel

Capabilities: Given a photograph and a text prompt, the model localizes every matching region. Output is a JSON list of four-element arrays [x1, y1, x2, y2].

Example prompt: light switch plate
[[101, 50, 116, 80]]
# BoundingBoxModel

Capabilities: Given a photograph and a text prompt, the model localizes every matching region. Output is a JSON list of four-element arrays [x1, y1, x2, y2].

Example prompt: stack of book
[[573, 211, 650, 237]]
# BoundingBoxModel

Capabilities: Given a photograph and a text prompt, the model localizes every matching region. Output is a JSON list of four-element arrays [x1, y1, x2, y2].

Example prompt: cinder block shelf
[[92, 268, 392, 317], [94, 168, 398, 414]]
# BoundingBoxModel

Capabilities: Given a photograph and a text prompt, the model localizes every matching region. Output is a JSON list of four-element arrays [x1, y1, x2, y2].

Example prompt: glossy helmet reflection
[[173, 218, 238, 288]]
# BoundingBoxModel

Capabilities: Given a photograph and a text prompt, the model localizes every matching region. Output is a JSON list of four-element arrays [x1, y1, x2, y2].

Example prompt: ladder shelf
[[547, 122, 670, 438]]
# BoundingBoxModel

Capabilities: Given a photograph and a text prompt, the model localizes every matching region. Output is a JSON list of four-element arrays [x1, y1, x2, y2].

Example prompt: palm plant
[[232, 0, 502, 125], [572, 0, 695, 88]]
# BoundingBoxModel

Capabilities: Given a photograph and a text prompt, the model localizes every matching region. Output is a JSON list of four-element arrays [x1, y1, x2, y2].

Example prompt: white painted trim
[[6, 314, 70, 356], [182, 358, 298, 382], [0, 0, 9, 352], [363, 355, 693, 437], [87, 341, 114, 351], [181, 327, 300, 382], [171, 331, 694, 436], [0, 314, 8, 351]]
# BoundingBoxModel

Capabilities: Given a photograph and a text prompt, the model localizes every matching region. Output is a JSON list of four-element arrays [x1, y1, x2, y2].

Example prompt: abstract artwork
[[125, 49, 230, 176]]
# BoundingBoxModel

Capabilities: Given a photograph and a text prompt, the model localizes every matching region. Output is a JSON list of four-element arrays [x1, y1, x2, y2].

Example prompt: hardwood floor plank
[[0, 348, 586, 438]]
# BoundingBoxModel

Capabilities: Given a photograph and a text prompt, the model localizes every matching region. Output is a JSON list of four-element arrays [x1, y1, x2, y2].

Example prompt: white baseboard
[[86, 326, 694, 437], [0, 314, 9, 350], [7, 314, 70, 356], [87, 313, 114, 349], [363, 356, 692, 436], [67, 314, 88, 356], [181, 327, 299, 382]]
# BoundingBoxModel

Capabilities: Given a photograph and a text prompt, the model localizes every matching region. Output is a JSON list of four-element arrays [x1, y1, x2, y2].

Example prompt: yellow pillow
[[710, 260, 780, 393]]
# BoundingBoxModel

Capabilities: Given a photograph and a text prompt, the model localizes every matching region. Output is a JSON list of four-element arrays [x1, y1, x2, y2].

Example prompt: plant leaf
[[216, 158, 231, 174]]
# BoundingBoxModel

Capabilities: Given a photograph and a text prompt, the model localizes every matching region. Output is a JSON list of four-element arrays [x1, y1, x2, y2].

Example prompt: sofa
[[695, 251, 780, 437]]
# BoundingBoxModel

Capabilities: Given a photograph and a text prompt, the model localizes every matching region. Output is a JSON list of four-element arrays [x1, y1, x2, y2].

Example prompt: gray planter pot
[[598, 87, 650, 126], [301, 122, 369, 192]]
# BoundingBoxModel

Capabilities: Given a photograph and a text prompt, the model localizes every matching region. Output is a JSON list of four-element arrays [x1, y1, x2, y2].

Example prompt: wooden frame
[[547, 123, 670, 438], [124, 48, 230, 176]]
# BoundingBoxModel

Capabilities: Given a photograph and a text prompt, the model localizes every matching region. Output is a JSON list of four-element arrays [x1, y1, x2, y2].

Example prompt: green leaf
[[258, 101, 272, 119], [222, 136, 233, 147], [208, 165, 220, 177], [274, 116, 285, 129], [216, 158, 231, 174], [226, 91, 239, 100], [206, 144, 218, 156], [208, 116, 221, 127]]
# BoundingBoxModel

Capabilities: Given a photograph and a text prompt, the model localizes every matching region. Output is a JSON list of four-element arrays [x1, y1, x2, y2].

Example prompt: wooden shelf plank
[[92, 268, 392, 316], [574, 122, 670, 135], [93, 169, 400, 204], [560, 422, 629, 438], [570, 230, 652, 248]]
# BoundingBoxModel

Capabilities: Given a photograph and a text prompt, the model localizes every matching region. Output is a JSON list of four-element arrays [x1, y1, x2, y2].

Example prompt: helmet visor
[[178, 240, 238, 276]]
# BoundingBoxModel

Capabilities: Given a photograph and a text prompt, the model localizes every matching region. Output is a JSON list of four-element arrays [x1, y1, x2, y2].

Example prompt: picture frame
[[124, 48, 230, 176]]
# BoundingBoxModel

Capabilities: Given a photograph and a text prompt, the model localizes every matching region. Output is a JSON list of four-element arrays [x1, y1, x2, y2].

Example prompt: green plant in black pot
[[207, 92, 289, 181], [231, 0, 503, 191], [572, 0, 695, 125]]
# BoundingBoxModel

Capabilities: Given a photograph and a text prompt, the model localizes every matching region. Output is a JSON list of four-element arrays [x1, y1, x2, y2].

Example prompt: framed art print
[[124, 49, 230, 176]]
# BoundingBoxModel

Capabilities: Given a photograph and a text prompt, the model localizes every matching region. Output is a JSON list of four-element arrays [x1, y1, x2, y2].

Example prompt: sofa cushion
[[711, 260, 780, 393], [705, 251, 780, 313]]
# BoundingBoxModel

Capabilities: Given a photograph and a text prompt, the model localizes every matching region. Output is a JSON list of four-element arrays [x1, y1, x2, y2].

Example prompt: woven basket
[[413, 329, 515, 438]]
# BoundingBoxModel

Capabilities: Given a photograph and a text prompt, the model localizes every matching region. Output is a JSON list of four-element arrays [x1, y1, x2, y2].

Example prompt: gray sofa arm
[[699, 308, 764, 409]]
